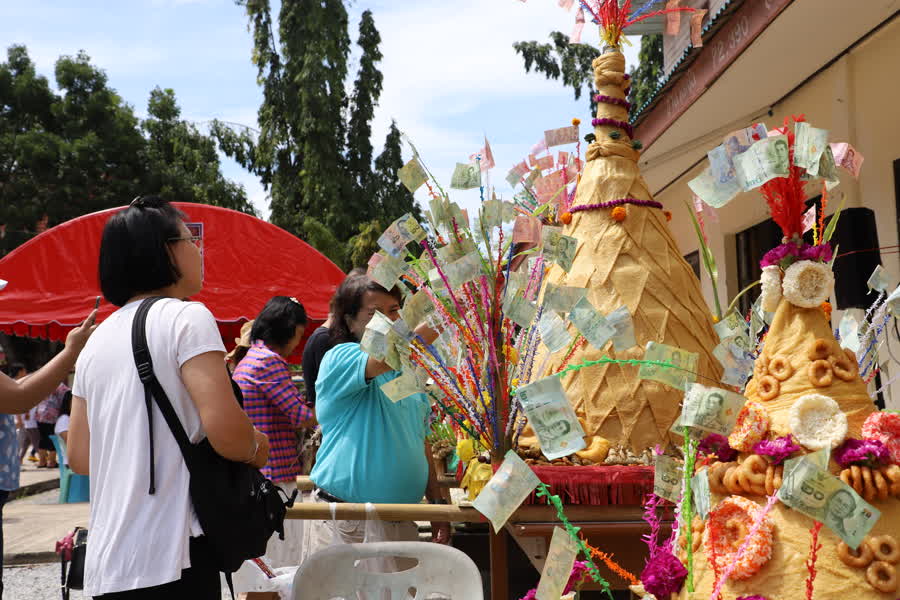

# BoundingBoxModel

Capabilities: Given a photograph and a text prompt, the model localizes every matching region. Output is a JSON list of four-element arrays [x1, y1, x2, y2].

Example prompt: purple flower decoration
[[698, 433, 738, 462], [641, 551, 687, 598], [736, 596, 769, 600], [834, 438, 891, 468], [760, 242, 832, 269], [752, 435, 801, 465]]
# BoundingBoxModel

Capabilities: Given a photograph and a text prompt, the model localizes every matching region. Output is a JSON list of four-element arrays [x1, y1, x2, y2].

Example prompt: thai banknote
[[838, 313, 860, 354], [506, 160, 531, 187], [793, 122, 829, 172], [360, 311, 393, 360], [569, 297, 615, 350], [377, 213, 427, 258], [708, 144, 737, 186], [503, 293, 538, 327], [480, 200, 516, 229], [369, 253, 408, 291], [380, 370, 423, 403], [448, 202, 469, 228], [713, 339, 754, 388], [830, 142, 864, 177], [543, 283, 586, 314], [867, 265, 893, 294], [517, 376, 586, 460], [400, 290, 436, 328], [606, 305, 637, 351], [723, 124, 767, 158], [688, 167, 741, 208], [542, 227, 577, 272], [639, 342, 699, 390], [887, 284, 900, 318], [653, 454, 684, 503], [714, 311, 748, 342], [536, 527, 579, 600], [682, 384, 745, 437], [398, 157, 428, 192], [539, 310, 573, 353], [450, 162, 481, 190], [513, 215, 542, 244], [801, 205, 816, 234], [692, 469, 711, 519], [750, 294, 773, 339], [472, 450, 541, 533], [534, 170, 567, 204], [429, 196, 449, 228], [813, 145, 840, 190], [445, 251, 482, 289], [734, 135, 790, 190], [544, 125, 579, 147], [779, 455, 881, 549], [530, 155, 554, 171], [524, 168, 542, 189]]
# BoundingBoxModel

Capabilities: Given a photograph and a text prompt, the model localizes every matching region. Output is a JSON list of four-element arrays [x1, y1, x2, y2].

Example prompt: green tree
[[0, 45, 256, 257], [372, 120, 421, 225], [142, 87, 257, 215], [345, 9, 383, 224], [627, 34, 663, 117], [513, 33, 664, 120], [216, 0, 350, 241], [513, 32, 601, 116]]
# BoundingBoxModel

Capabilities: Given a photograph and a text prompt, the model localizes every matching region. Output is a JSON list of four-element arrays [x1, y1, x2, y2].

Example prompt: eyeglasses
[[167, 235, 203, 250]]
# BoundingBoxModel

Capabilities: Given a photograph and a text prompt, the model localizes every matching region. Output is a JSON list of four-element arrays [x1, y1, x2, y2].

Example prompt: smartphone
[[88, 296, 101, 325]]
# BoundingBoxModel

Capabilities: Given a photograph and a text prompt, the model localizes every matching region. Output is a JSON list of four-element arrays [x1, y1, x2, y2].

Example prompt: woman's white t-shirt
[[72, 298, 225, 596], [54, 414, 70, 435]]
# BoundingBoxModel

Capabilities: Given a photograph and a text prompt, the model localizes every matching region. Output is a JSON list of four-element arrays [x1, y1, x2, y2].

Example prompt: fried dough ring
[[882, 464, 900, 496], [841, 465, 894, 501], [768, 355, 794, 381], [868, 535, 900, 564], [708, 461, 734, 495], [738, 455, 768, 496], [808, 338, 832, 361], [724, 464, 743, 495], [808, 360, 833, 387], [866, 561, 898, 593], [764, 464, 784, 496], [757, 375, 780, 401], [838, 540, 874, 568], [754, 354, 770, 380], [829, 352, 858, 382]]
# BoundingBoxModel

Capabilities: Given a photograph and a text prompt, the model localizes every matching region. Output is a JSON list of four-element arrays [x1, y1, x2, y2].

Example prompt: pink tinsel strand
[[641, 493, 667, 560], [805, 521, 823, 600], [710, 494, 779, 600]]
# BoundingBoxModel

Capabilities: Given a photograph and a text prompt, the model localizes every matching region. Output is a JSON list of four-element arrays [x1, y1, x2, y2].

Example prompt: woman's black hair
[[98, 196, 186, 307], [3, 362, 25, 378], [250, 296, 308, 351], [328, 272, 402, 345]]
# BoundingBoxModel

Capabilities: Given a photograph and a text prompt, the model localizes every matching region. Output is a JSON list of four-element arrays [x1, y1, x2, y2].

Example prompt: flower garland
[[593, 94, 631, 110], [752, 435, 801, 466], [569, 198, 663, 213], [760, 241, 833, 269], [591, 117, 634, 138], [698, 433, 738, 463], [833, 437, 891, 468]]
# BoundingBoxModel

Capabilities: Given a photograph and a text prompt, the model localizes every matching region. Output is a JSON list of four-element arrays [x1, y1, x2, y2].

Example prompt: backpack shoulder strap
[[131, 297, 194, 494]]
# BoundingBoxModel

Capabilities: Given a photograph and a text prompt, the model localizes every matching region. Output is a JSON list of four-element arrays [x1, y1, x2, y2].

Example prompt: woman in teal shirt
[[306, 272, 449, 559]]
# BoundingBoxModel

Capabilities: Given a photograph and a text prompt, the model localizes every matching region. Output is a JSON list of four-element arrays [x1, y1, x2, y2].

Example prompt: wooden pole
[[489, 526, 509, 600]]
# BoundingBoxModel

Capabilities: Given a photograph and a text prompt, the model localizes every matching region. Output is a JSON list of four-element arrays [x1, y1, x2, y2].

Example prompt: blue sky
[[1, 0, 638, 221]]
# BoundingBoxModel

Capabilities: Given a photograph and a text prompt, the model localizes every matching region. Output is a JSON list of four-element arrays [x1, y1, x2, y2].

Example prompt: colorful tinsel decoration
[[805, 521, 823, 600]]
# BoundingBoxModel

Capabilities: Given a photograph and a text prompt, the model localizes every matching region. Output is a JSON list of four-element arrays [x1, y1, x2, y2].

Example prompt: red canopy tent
[[0, 203, 346, 362]]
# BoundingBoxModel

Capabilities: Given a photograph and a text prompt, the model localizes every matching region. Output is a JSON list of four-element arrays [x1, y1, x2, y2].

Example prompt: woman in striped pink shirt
[[233, 296, 315, 568]]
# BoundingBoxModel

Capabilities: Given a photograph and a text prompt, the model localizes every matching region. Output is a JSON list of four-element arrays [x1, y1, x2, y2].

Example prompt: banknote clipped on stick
[[692, 469, 711, 519], [450, 162, 481, 190], [778, 455, 881, 549], [605, 306, 637, 351], [688, 167, 741, 209], [793, 121, 830, 172], [653, 454, 684, 503], [398, 157, 428, 192], [380, 370, 423, 403], [638, 342, 699, 390], [681, 383, 745, 437], [543, 283, 586, 314], [517, 376, 586, 460], [569, 296, 615, 350], [377, 213, 426, 258], [360, 310, 393, 360], [535, 527, 579, 600], [472, 450, 541, 533], [734, 135, 790, 191], [538, 310, 573, 354], [542, 226, 577, 273], [503, 294, 538, 328]]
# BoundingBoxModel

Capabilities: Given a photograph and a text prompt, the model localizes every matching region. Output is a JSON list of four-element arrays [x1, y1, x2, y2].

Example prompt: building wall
[[654, 17, 900, 408]]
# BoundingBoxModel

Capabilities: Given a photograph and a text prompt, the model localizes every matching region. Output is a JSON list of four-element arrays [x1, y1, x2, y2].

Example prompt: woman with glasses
[[68, 196, 270, 599]]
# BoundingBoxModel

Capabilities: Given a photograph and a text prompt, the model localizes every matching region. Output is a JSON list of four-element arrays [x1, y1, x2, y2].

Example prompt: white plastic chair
[[291, 541, 484, 600]]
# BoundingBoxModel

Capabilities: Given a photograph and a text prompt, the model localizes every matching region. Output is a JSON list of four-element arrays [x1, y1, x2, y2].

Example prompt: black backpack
[[131, 297, 296, 588]]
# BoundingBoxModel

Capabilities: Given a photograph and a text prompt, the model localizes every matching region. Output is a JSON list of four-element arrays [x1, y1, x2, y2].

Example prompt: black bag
[[56, 527, 87, 600], [131, 297, 296, 578]]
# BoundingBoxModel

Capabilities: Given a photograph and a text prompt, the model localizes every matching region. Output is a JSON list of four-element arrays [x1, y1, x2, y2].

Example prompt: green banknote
[[535, 527, 579, 600], [517, 376, 586, 460], [472, 451, 541, 533], [681, 383, 746, 437], [638, 342, 698, 390]]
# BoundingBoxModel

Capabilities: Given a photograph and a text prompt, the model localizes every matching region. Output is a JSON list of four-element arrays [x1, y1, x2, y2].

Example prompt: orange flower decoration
[[664, 210, 673, 221], [821, 301, 832, 320], [572, 118, 581, 126], [611, 206, 627, 222], [560, 212, 573, 225]]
